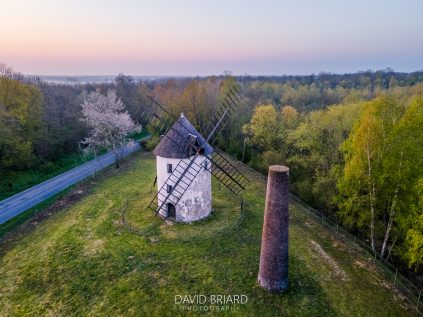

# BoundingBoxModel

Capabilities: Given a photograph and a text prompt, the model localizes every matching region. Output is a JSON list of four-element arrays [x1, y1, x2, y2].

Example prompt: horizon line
[[33, 68, 423, 79]]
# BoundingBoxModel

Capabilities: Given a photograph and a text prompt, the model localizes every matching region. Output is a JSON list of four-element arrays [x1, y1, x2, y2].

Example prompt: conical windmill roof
[[153, 113, 213, 159]]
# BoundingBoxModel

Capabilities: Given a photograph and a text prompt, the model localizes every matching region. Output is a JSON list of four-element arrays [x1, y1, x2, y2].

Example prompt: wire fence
[[289, 193, 422, 313], [225, 153, 423, 314]]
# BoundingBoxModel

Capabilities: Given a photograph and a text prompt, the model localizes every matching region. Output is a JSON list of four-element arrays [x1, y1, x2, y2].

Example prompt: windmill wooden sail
[[140, 87, 248, 219]]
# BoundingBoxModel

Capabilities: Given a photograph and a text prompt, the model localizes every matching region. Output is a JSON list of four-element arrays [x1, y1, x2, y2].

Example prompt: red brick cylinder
[[258, 165, 289, 292]]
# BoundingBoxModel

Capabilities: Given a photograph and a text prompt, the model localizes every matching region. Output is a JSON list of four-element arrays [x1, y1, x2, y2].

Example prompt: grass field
[[0, 152, 418, 316]]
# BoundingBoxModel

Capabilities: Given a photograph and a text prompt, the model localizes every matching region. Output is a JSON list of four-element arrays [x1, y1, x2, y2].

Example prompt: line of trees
[[0, 66, 144, 198]]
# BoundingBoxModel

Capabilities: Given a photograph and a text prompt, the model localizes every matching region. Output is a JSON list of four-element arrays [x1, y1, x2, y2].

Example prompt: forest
[[1, 63, 422, 285]]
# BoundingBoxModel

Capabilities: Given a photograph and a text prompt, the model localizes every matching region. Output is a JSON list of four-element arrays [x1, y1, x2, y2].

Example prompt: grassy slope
[[0, 152, 417, 316]]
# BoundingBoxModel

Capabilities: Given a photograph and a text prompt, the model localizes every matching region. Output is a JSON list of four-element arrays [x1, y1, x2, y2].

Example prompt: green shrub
[[144, 135, 160, 151]]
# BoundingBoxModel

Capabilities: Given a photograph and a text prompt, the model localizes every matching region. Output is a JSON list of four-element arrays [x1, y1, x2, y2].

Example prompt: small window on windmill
[[167, 184, 173, 193], [167, 163, 172, 173]]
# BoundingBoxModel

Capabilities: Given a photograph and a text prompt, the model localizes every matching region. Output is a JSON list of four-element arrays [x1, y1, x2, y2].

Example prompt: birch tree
[[387, 98, 423, 262], [338, 96, 407, 255], [81, 90, 141, 168]]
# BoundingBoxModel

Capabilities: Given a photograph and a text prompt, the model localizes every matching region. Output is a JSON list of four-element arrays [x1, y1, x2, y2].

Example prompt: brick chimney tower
[[258, 165, 289, 292]]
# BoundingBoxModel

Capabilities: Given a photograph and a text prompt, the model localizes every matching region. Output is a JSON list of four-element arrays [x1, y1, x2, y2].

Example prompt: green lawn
[[0, 152, 417, 316]]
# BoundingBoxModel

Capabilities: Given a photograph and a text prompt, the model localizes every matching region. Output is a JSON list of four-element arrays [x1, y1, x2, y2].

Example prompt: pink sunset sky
[[1, 0, 422, 76]]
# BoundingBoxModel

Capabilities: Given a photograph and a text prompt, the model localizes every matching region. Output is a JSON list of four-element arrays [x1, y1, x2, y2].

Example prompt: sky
[[1, 0, 423, 76]]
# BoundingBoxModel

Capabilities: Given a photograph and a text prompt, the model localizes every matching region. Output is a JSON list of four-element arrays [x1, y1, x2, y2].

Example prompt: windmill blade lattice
[[200, 87, 242, 146], [209, 151, 248, 195], [199, 87, 248, 194], [148, 153, 204, 218], [149, 149, 248, 218], [140, 96, 194, 148], [139, 95, 174, 136]]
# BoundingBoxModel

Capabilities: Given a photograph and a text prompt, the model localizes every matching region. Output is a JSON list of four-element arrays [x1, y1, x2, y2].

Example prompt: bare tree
[[81, 89, 141, 168], [0, 62, 24, 80]]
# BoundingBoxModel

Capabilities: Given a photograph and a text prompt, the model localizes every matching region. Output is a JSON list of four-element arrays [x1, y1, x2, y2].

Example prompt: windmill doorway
[[167, 203, 176, 218]]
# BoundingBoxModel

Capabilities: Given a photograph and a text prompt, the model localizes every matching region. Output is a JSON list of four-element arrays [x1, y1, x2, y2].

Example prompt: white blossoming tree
[[81, 89, 141, 168]]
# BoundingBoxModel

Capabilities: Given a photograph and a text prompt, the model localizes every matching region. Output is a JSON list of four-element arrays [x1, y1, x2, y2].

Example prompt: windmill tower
[[153, 113, 213, 222], [139, 87, 249, 221]]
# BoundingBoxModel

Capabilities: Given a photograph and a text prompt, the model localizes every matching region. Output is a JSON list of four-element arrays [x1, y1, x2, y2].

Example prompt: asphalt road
[[0, 138, 149, 224]]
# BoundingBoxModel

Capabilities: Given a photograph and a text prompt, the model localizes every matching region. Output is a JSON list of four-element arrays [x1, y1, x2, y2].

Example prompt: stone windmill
[[152, 113, 213, 222], [139, 87, 249, 222]]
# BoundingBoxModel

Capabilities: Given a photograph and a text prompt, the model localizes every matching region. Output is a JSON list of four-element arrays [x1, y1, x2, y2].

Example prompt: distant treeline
[[1, 63, 422, 283], [238, 68, 423, 87]]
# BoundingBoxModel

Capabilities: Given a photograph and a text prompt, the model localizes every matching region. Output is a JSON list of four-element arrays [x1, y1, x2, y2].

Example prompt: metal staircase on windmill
[[139, 87, 249, 218]]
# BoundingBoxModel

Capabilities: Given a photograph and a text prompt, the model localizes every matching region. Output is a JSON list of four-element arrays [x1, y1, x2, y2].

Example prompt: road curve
[[0, 137, 150, 224]]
